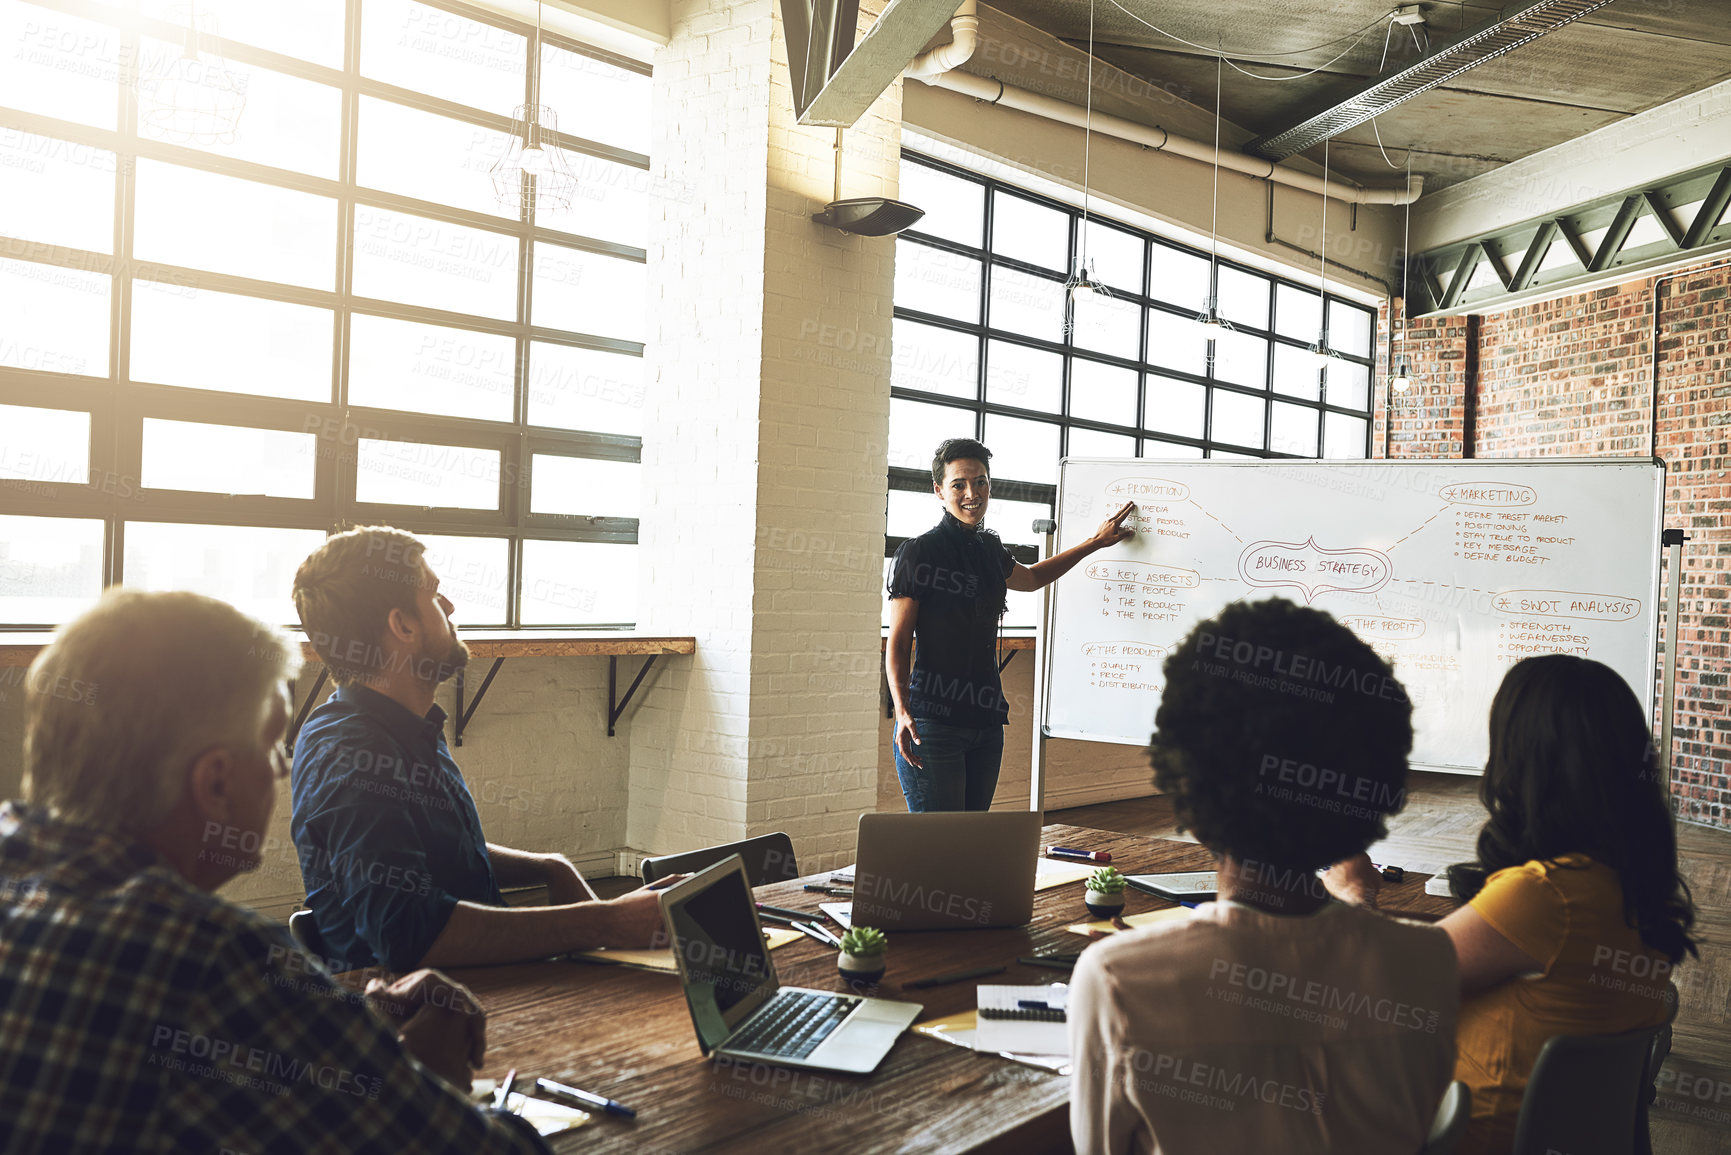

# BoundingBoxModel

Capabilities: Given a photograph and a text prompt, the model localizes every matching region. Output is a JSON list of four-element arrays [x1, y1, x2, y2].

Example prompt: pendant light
[[1063, 0, 1111, 335], [491, 0, 577, 213], [1390, 154, 1415, 392], [1307, 138, 1340, 372], [138, 2, 246, 144], [1195, 52, 1233, 346]]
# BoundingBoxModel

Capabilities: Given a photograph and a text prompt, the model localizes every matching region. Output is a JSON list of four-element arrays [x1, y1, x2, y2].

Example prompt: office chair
[[640, 832, 800, 888], [1421, 1081, 1471, 1155], [1510, 1021, 1672, 1155], [287, 909, 330, 960]]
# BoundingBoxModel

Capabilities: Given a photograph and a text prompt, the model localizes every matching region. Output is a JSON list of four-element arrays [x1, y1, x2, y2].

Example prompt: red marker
[[1047, 846, 1110, 863]]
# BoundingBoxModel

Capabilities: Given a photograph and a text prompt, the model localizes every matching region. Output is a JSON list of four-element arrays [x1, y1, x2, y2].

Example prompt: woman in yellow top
[[1337, 654, 1697, 1154]]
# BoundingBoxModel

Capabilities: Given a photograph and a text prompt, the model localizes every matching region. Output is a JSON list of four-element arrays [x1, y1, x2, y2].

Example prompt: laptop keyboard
[[727, 990, 862, 1059]]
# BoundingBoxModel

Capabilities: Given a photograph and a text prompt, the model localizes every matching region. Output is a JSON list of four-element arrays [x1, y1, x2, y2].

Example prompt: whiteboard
[[1040, 459, 1665, 773]]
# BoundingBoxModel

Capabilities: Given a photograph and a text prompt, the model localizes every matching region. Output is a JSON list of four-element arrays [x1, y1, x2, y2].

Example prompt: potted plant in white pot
[[1083, 866, 1127, 919], [837, 925, 887, 984]]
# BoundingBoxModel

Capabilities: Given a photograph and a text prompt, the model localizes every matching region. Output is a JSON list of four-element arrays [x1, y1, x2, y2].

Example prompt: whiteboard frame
[[1035, 456, 1668, 776]]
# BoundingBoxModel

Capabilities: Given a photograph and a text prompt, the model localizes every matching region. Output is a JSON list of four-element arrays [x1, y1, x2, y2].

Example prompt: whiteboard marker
[[1047, 846, 1110, 863]]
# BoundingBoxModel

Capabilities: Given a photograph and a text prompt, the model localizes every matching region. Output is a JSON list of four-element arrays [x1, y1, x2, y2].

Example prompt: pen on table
[[495, 1068, 518, 1113], [535, 1076, 638, 1119], [904, 964, 1007, 990], [1018, 955, 1077, 971], [754, 909, 798, 926], [756, 902, 813, 920], [797, 920, 843, 948], [790, 920, 833, 946], [803, 884, 853, 896], [1046, 846, 1111, 863]]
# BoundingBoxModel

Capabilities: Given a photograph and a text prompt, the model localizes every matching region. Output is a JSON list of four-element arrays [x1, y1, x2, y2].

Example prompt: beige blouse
[[1069, 899, 1459, 1155]]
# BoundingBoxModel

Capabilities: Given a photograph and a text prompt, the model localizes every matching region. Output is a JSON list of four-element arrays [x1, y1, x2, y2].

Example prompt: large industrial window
[[0, 0, 650, 628], [886, 151, 1378, 627]]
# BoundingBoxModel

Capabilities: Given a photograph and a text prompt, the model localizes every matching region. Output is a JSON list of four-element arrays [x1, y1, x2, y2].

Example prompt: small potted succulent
[[837, 926, 888, 984], [1084, 867, 1127, 919]]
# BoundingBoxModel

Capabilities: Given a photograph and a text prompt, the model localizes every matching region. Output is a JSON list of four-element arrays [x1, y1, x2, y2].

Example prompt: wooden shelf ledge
[[2, 630, 695, 746]]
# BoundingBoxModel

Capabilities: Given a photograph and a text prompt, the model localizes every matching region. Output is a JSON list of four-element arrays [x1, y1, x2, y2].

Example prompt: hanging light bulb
[[1067, 259, 1110, 304], [1064, 0, 1109, 338], [1390, 354, 1413, 392], [1197, 293, 1233, 334], [1388, 156, 1419, 397], [518, 142, 550, 176], [1309, 332, 1340, 368], [1311, 138, 1336, 380], [490, 0, 577, 213], [1195, 53, 1234, 344]]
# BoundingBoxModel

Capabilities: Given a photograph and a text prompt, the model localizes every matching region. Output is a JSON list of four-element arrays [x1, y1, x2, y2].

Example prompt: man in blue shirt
[[290, 526, 670, 970]]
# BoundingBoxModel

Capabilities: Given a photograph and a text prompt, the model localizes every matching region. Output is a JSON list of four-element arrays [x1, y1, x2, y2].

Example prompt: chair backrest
[[1421, 1081, 1471, 1155], [1511, 1023, 1669, 1155], [641, 832, 799, 888], [287, 909, 329, 961]]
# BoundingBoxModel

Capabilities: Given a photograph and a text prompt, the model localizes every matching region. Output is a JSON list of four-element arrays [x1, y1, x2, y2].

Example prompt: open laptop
[[828, 811, 1042, 932], [660, 856, 922, 1073]]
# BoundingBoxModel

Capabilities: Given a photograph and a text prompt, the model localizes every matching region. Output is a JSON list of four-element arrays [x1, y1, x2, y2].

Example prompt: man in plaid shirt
[[0, 590, 548, 1154]]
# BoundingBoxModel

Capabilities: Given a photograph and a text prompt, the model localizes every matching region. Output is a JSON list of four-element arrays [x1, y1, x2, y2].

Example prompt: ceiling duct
[[1246, 0, 1620, 161]]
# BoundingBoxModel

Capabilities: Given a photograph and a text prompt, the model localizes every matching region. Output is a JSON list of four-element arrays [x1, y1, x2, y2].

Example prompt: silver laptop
[[844, 811, 1042, 931], [660, 856, 922, 1074]]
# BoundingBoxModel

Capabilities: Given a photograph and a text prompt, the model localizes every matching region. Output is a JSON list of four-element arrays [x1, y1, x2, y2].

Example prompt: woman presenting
[[885, 437, 1135, 812]]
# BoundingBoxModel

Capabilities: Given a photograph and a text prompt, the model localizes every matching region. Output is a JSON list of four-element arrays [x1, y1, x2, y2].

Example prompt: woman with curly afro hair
[[1069, 598, 1459, 1155]]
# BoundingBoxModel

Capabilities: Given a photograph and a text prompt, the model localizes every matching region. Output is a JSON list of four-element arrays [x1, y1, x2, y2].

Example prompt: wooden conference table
[[424, 825, 1458, 1154]]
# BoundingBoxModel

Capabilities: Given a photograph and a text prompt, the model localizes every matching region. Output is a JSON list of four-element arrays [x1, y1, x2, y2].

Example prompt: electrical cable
[[1102, 0, 1384, 81]]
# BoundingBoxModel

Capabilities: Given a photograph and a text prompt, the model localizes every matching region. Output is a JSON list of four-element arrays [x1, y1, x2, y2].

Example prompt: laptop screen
[[666, 863, 777, 1052]]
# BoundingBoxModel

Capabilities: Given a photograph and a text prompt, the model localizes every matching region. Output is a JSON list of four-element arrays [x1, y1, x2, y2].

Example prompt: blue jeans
[[894, 720, 1005, 812]]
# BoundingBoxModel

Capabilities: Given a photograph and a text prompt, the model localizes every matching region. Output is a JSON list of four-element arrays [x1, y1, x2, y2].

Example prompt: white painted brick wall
[[0, 656, 633, 920], [630, 0, 777, 859], [628, 0, 900, 873]]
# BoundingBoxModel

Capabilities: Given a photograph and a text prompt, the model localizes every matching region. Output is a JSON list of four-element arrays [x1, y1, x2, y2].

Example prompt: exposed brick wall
[[1372, 308, 1471, 460], [1386, 260, 1731, 827], [1477, 285, 1655, 458]]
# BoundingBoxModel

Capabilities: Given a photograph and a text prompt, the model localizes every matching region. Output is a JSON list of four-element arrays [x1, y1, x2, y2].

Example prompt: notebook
[[974, 983, 1070, 1056], [912, 1011, 1072, 1075]]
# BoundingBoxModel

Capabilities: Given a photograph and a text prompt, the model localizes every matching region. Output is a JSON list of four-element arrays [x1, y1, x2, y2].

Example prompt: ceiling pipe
[[905, 0, 978, 78], [904, 3, 1421, 207]]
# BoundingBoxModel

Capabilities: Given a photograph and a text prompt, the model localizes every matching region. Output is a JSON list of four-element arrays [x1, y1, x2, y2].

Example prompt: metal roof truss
[[1407, 161, 1731, 316]]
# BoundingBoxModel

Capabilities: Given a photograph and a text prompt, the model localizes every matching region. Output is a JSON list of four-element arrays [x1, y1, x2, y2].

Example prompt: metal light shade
[[811, 197, 925, 236], [138, 8, 246, 144], [492, 104, 578, 213], [1309, 332, 1340, 369], [1195, 294, 1234, 334]]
